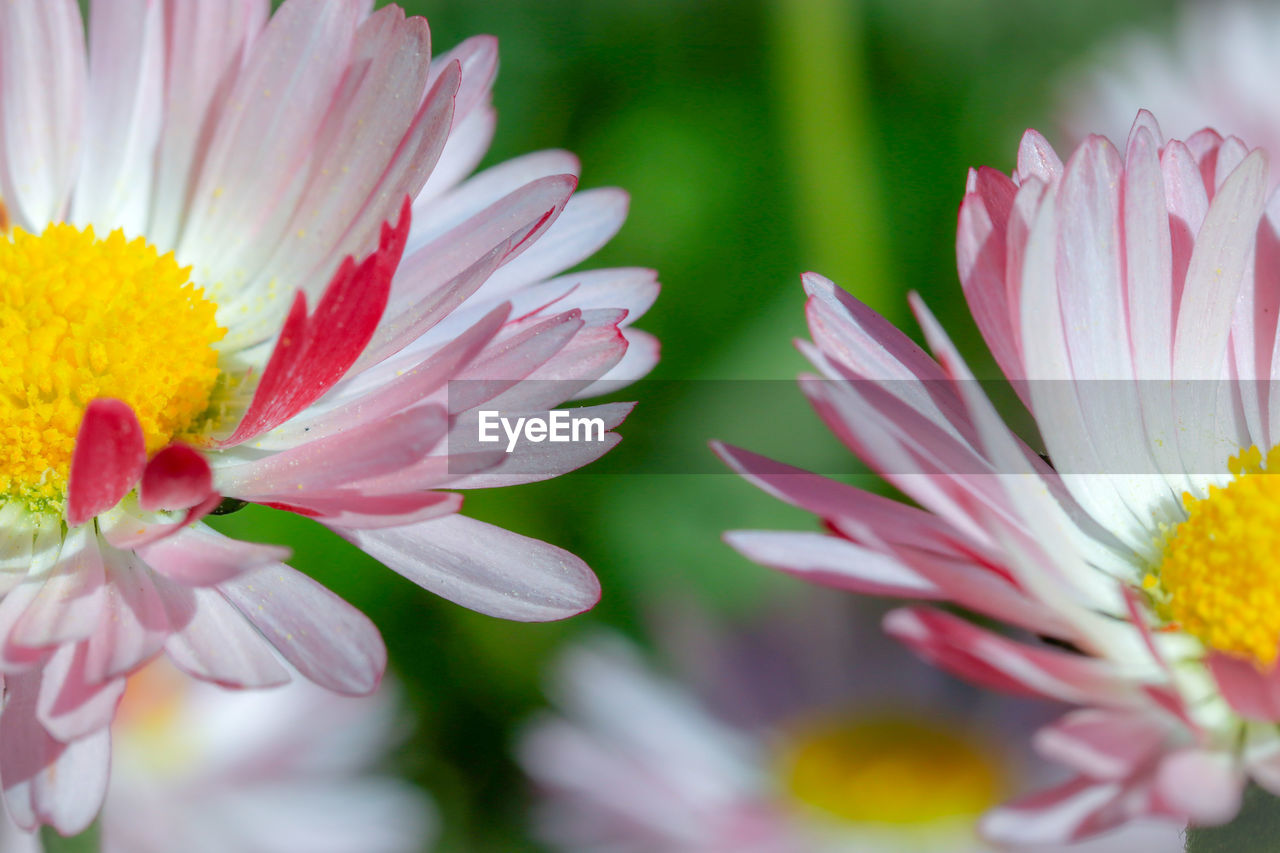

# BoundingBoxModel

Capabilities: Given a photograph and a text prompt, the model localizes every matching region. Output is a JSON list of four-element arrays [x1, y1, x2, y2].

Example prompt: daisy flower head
[[1057, 2, 1280, 162], [518, 598, 1181, 852], [1, 660, 435, 853], [717, 113, 1280, 843], [0, 0, 656, 834]]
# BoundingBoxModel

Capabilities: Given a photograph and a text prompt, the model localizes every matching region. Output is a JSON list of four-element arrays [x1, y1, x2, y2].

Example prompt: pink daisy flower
[[0, 0, 656, 834], [519, 597, 1180, 852], [1, 660, 435, 853], [718, 113, 1280, 843]]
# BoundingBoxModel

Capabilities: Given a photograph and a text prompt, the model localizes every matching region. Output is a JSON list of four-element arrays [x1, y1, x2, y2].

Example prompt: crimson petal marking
[[139, 443, 213, 511], [66, 398, 146, 526], [222, 195, 412, 446], [262, 302, 509, 449]]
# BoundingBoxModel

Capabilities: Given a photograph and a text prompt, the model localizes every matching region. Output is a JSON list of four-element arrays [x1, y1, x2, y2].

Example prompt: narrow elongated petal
[[220, 564, 385, 695], [1, 673, 110, 835], [343, 514, 600, 621]]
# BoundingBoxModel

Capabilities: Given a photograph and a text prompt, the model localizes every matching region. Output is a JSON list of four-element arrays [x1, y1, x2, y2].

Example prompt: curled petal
[[66, 399, 146, 526], [139, 443, 213, 512]]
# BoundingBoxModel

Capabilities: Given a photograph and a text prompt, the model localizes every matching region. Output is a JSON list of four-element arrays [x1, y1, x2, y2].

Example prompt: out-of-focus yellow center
[[1146, 445, 1280, 666], [114, 661, 196, 776], [0, 224, 223, 508], [115, 660, 186, 737], [778, 716, 1004, 826]]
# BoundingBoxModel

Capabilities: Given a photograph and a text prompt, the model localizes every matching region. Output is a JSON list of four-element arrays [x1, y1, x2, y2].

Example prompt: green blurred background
[[215, 1, 1183, 849]]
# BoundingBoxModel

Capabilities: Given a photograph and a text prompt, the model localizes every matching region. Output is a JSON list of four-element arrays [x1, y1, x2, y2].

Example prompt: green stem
[[39, 822, 100, 853], [766, 0, 896, 317], [1186, 784, 1280, 852]]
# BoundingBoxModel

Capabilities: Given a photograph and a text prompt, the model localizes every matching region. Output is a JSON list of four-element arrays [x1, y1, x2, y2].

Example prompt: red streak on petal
[[222, 196, 413, 446]]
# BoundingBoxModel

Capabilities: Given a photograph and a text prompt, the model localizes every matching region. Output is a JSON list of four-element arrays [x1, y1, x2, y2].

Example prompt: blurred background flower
[[189, 0, 1220, 849], [518, 595, 1184, 852], [1057, 2, 1280, 158], [2, 661, 434, 853]]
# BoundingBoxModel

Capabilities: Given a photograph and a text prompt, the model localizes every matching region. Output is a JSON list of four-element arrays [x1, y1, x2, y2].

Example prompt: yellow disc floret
[[778, 715, 1005, 826], [1150, 445, 1280, 666], [0, 224, 224, 508]]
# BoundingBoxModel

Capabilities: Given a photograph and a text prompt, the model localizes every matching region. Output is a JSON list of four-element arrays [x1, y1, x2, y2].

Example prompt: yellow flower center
[[778, 715, 1005, 826], [0, 224, 224, 508], [1147, 445, 1280, 666]]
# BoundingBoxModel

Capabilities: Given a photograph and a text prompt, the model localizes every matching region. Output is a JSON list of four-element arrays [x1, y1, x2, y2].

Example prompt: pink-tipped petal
[[148, 0, 268, 249], [216, 404, 446, 499], [342, 514, 601, 621], [1153, 749, 1244, 825], [981, 777, 1128, 845], [724, 530, 939, 598], [1016, 128, 1063, 184], [174, 0, 361, 283], [138, 444, 213, 512], [884, 606, 1136, 705], [1, 672, 110, 836], [1173, 150, 1268, 381], [219, 564, 385, 695], [1034, 708, 1171, 780], [1206, 653, 1280, 723], [957, 166, 1022, 381], [66, 399, 146, 527]]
